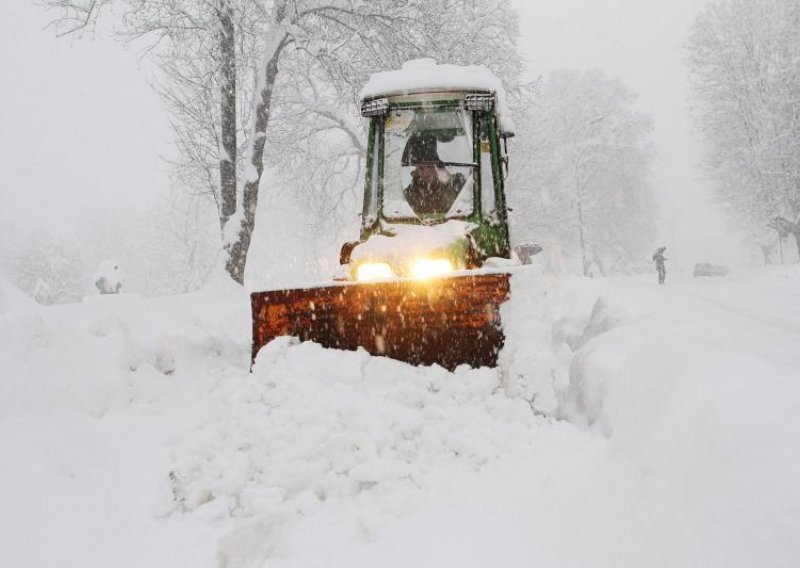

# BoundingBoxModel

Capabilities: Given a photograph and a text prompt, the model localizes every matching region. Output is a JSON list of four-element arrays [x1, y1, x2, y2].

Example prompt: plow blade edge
[[251, 273, 510, 370]]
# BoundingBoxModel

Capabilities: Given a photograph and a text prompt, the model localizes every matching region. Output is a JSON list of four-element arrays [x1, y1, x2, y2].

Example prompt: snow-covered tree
[[140, 191, 221, 295], [46, 0, 426, 284], [687, 0, 800, 260], [508, 70, 656, 276], [45, 0, 531, 283], [2, 230, 84, 304]]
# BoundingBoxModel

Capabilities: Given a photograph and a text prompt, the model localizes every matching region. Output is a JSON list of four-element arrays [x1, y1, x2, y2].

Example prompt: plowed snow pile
[[1, 266, 799, 567]]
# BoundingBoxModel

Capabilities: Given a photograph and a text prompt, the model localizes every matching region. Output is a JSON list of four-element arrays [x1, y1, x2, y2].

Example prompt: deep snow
[[1, 265, 799, 567]]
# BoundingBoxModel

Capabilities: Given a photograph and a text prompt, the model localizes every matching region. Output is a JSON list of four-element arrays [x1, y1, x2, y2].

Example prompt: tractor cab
[[350, 60, 515, 275]]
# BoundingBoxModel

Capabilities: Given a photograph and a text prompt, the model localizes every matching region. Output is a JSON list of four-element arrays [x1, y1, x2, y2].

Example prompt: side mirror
[[339, 241, 360, 265], [500, 134, 511, 180]]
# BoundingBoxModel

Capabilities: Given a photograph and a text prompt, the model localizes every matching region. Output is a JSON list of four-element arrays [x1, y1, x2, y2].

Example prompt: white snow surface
[[350, 220, 474, 264], [360, 59, 514, 132], [2, 266, 799, 567]]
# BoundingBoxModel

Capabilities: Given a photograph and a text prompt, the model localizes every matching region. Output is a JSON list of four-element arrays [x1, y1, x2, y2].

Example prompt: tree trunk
[[218, 0, 237, 230], [226, 31, 288, 284], [592, 245, 608, 277], [758, 243, 773, 265], [575, 180, 588, 277], [794, 229, 800, 263]]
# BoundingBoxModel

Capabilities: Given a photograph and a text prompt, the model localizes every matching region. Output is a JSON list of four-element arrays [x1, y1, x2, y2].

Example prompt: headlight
[[356, 262, 394, 281], [410, 258, 454, 280]]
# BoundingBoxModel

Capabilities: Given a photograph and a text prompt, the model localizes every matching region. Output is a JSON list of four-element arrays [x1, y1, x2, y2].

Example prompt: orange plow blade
[[251, 272, 511, 370]]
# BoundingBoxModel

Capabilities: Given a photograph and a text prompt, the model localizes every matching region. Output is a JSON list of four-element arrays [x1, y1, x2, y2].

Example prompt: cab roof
[[360, 59, 514, 132]]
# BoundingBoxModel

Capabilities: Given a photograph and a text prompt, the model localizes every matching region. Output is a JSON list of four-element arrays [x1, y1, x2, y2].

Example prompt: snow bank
[[166, 339, 548, 566], [0, 275, 50, 357], [1, 274, 252, 567], [558, 267, 800, 566], [4, 265, 800, 567], [499, 268, 603, 414], [1, 274, 249, 418], [161, 268, 604, 567]]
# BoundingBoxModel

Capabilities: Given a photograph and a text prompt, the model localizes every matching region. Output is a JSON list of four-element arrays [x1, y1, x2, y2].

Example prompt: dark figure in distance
[[402, 133, 465, 217], [652, 246, 667, 285]]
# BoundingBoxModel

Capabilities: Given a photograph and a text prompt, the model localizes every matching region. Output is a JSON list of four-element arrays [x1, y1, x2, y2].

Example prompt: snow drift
[[2, 266, 799, 567]]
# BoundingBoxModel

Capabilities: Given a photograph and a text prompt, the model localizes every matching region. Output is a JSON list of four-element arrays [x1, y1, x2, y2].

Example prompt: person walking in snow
[[402, 132, 466, 217], [652, 246, 667, 285]]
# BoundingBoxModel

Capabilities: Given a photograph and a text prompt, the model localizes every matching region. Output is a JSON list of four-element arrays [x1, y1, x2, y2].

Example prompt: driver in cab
[[403, 133, 466, 217]]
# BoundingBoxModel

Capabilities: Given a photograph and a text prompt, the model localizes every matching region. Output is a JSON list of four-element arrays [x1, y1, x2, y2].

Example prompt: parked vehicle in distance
[[693, 262, 729, 277]]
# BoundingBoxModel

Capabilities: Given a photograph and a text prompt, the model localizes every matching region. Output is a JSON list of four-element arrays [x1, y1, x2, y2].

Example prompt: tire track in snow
[[685, 289, 800, 337]]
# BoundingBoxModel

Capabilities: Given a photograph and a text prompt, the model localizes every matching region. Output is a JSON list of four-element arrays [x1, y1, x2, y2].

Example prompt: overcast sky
[[0, 1, 170, 238], [1, 0, 741, 268]]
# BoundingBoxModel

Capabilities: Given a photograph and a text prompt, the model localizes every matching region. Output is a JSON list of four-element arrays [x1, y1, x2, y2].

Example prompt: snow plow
[[251, 60, 519, 370]]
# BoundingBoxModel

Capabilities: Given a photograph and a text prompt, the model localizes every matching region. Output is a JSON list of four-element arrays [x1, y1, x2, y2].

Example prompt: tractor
[[251, 60, 519, 370]]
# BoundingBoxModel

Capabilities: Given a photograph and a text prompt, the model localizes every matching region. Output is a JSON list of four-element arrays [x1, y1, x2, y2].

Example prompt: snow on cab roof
[[361, 59, 514, 132], [361, 59, 502, 99]]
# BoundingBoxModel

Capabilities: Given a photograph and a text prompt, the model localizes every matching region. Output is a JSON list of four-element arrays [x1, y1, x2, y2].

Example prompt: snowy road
[[1, 266, 798, 567]]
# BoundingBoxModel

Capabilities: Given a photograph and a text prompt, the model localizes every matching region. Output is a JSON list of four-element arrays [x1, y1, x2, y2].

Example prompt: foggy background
[[0, 0, 777, 301], [513, 0, 739, 270]]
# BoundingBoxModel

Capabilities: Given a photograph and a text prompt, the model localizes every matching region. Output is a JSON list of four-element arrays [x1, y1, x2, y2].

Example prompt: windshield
[[382, 107, 474, 220]]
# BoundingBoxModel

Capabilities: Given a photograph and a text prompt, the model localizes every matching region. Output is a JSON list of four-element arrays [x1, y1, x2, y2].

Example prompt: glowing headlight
[[410, 258, 454, 280], [356, 262, 393, 281]]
